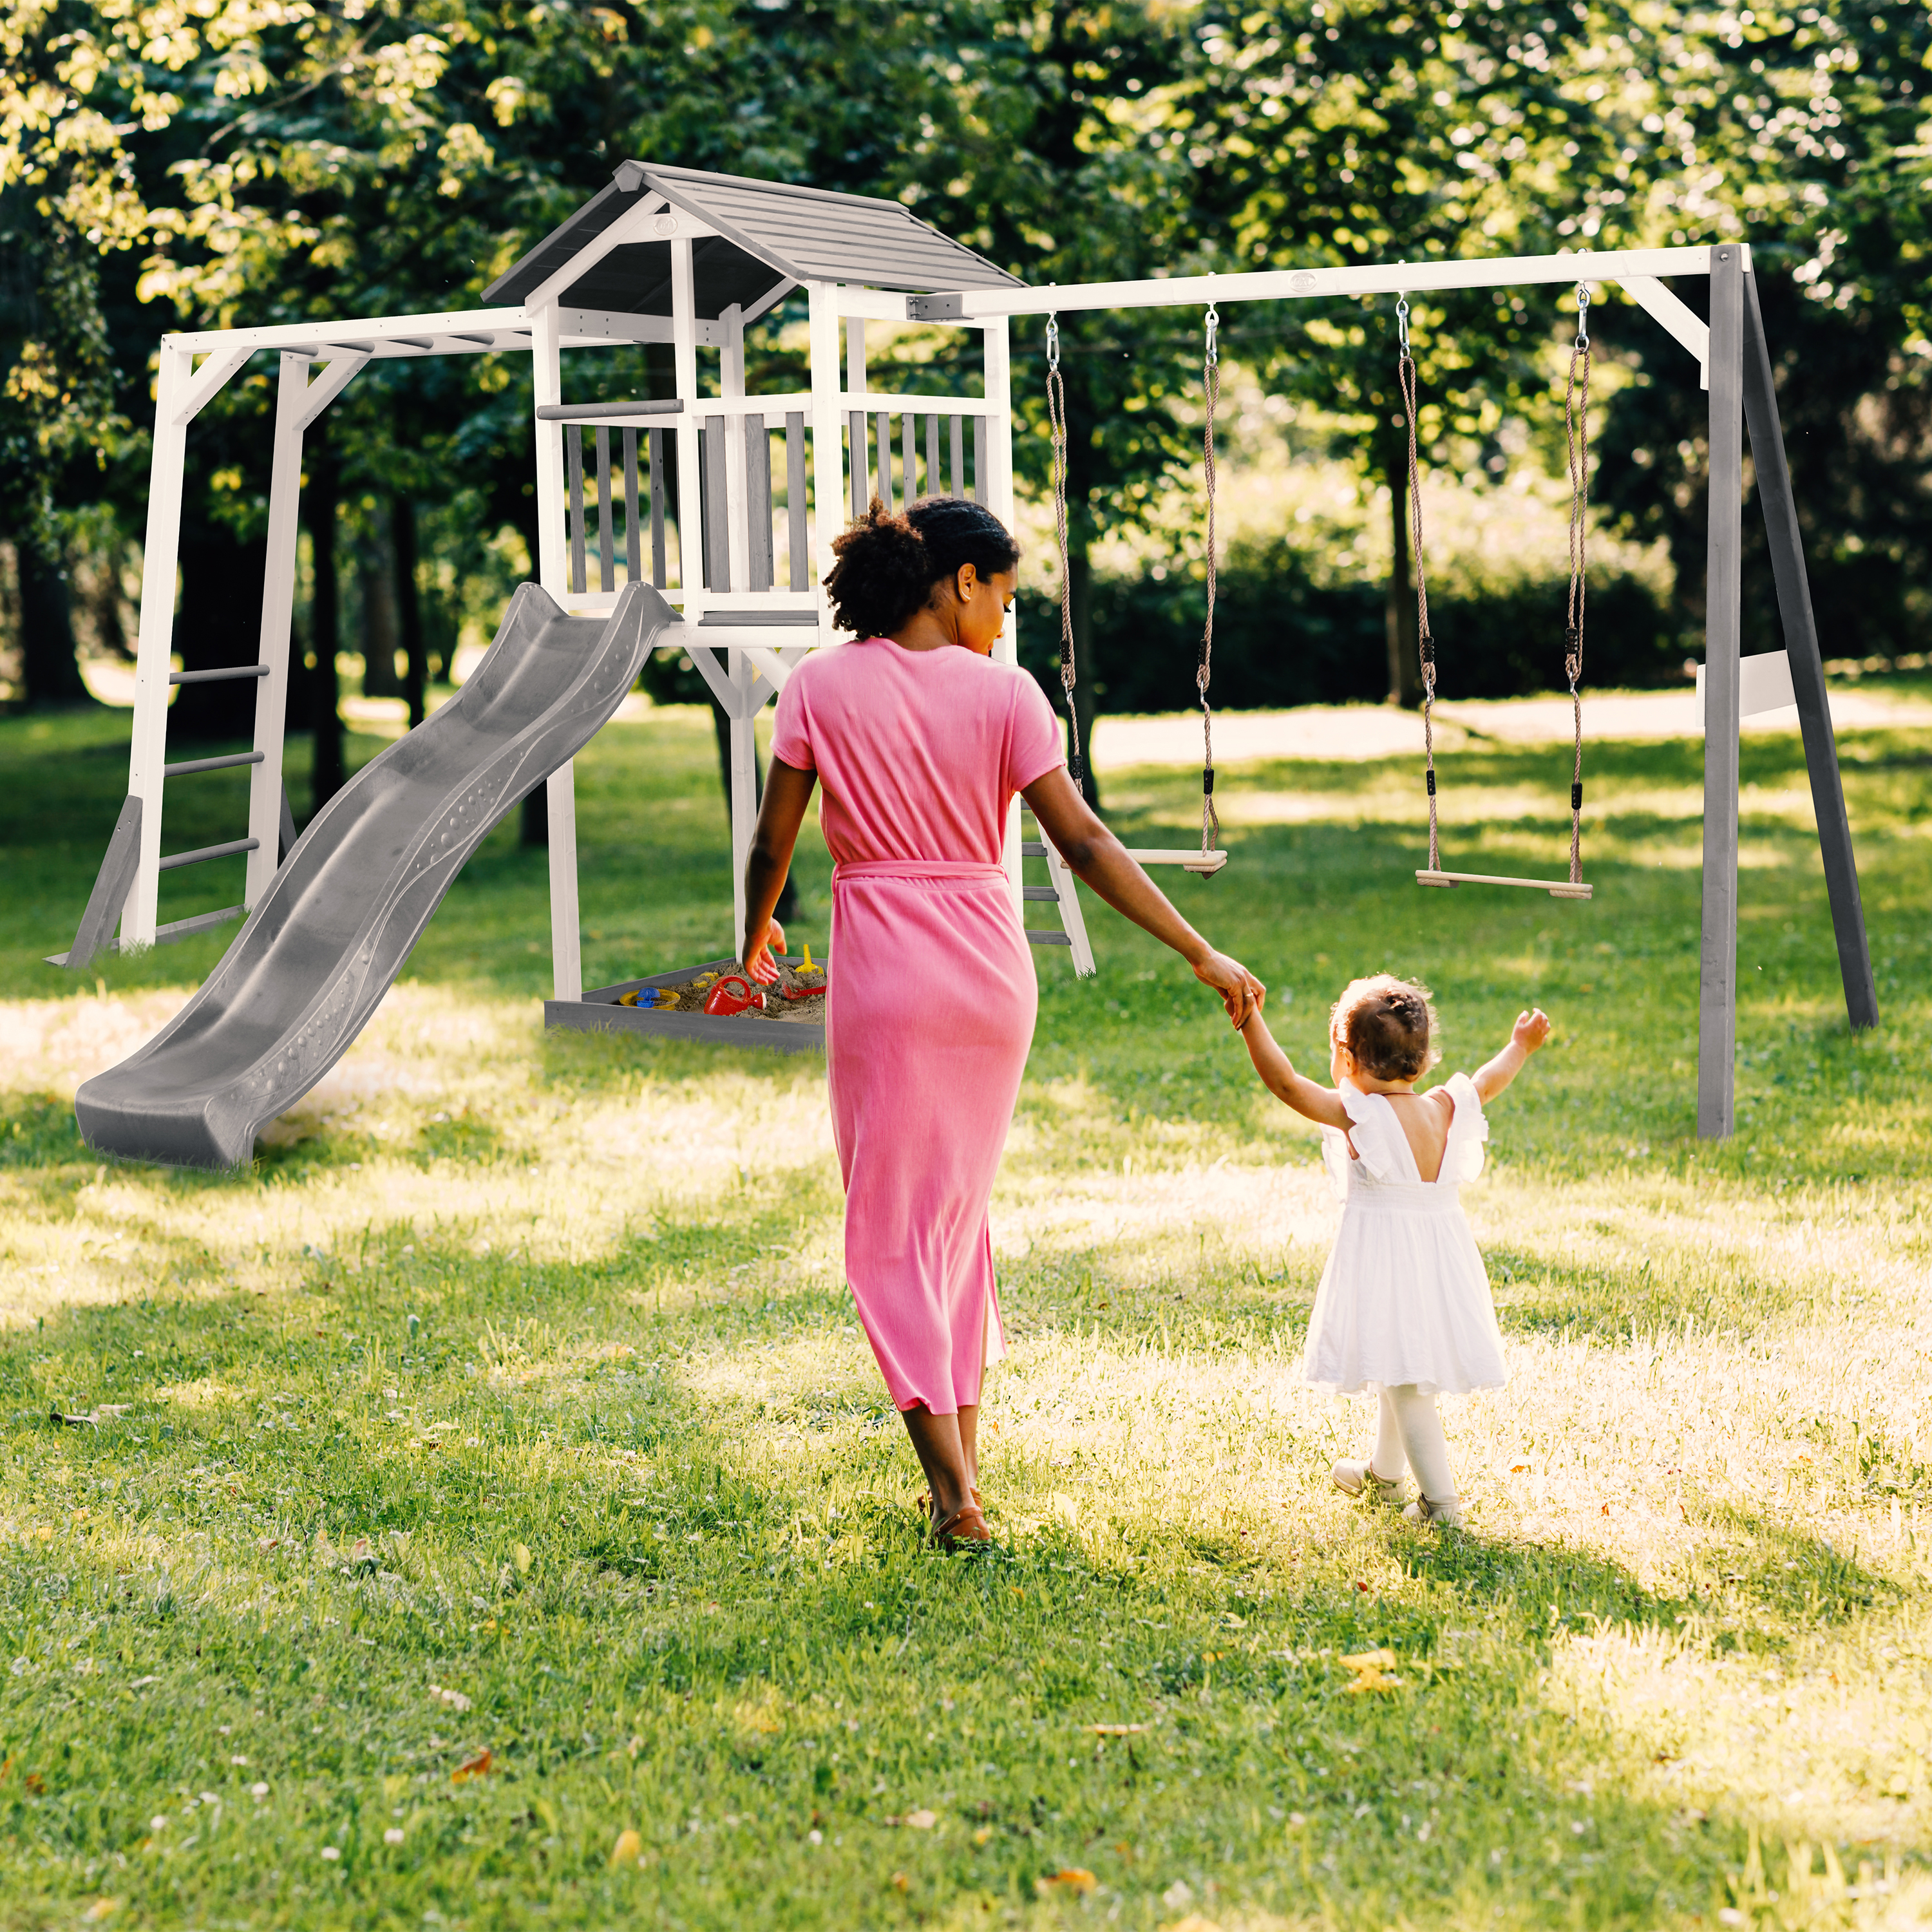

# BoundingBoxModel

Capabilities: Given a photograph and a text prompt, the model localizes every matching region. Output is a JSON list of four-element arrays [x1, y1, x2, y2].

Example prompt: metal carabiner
[[1575, 281, 1591, 352], [1046, 312, 1060, 372], [1204, 303, 1220, 369], [1396, 294, 1411, 354]]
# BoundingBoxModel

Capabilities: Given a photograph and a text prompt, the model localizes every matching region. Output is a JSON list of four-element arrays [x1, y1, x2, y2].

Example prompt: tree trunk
[[1383, 437, 1421, 708], [395, 494, 426, 728], [359, 503, 402, 697], [17, 536, 91, 706], [308, 437, 345, 811], [172, 515, 267, 738]]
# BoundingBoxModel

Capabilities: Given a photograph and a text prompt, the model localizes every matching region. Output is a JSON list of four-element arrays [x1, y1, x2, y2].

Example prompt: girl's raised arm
[[1472, 1007, 1552, 1103], [1238, 1011, 1352, 1129]]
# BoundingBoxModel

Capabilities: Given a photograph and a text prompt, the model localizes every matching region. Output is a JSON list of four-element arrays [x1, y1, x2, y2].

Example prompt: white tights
[[1369, 1384, 1457, 1505]]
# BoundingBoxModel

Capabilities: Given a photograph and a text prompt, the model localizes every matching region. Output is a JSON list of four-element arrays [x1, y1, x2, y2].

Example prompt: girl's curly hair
[[822, 495, 1019, 639], [1330, 974, 1441, 1082]]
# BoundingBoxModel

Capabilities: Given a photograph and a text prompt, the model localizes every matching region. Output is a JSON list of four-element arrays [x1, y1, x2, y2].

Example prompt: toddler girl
[[1237, 975, 1550, 1526]]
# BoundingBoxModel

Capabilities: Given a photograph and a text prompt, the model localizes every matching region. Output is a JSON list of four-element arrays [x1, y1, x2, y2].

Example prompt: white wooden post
[[807, 282, 844, 640], [244, 352, 309, 905], [531, 299, 582, 1002], [671, 238, 704, 614], [981, 316, 1025, 915], [721, 302, 750, 596], [124, 340, 194, 947], [730, 657, 759, 960], [845, 306, 867, 517]]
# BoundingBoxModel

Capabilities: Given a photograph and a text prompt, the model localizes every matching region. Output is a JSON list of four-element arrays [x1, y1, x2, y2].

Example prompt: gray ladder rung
[[1027, 929, 1074, 946], [1021, 886, 1060, 901], [44, 904, 245, 967], [169, 665, 269, 685], [163, 751, 265, 778], [158, 837, 259, 872], [1021, 841, 1048, 857]]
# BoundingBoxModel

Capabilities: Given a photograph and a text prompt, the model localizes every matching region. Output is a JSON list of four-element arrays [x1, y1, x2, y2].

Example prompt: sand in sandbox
[[663, 958, 826, 1024]]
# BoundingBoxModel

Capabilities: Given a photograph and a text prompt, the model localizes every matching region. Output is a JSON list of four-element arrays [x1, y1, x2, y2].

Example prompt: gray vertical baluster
[[847, 411, 864, 517], [786, 412, 808, 591], [902, 412, 916, 504], [623, 428, 641, 582], [950, 415, 964, 496], [926, 414, 941, 497], [649, 429, 667, 587], [971, 417, 986, 504], [704, 415, 730, 592], [876, 410, 893, 513], [746, 413, 773, 592], [594, 426, 614, 592], [566, 423, 586, 595], [1698, 244, 1746, 1141]]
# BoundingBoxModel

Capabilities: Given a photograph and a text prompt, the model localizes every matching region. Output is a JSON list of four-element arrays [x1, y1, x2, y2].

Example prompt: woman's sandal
[[930, 1500, 992, 1548]]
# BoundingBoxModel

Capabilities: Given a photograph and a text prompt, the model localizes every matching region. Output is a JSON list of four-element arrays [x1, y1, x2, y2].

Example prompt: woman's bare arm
[[1237, 1010, 1352, 1128], [1021, 764, 1264, 1027], [742, 757, 817, 981]]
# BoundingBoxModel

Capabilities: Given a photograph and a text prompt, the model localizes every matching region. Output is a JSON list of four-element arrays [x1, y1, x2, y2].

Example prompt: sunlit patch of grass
[[5, 705, 1932, 1925]]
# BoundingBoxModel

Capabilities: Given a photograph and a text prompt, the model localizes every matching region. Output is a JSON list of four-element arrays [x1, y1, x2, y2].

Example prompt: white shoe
[[1332, 1459, 1410, 1506], [1402, 1495, 1464, 1528]]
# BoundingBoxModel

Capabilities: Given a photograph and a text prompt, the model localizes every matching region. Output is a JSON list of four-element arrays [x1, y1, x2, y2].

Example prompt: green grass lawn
[[2, 694, 1931, 1929]]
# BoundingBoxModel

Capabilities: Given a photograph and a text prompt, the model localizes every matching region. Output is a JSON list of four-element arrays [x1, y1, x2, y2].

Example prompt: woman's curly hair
[[823, 495, 1019, 639], [1329, 974, 1441, 1082]]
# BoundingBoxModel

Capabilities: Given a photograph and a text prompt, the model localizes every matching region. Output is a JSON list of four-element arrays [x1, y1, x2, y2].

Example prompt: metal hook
[[1396, 294, 1410, 354], [1204, 304, 1220, 368], [1575, 282, 1591, 352], [1046, 312, 1060, 371]]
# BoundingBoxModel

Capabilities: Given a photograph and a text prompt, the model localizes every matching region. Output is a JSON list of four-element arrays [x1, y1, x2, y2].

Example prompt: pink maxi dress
[[770, 636, 1064, 1415]]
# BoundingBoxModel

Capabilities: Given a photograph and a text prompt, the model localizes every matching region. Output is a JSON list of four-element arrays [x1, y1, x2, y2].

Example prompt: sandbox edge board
[[545, 956, 826, 1055]]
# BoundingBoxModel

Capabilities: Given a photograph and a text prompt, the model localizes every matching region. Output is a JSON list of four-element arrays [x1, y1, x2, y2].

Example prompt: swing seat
[[1416, 869, 1592, 900], [1127, 847, 1229, 877]]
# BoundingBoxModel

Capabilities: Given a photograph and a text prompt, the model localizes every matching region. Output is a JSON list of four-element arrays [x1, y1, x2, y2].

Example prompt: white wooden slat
[[808, 283, 845, 638], [721, 303, 751, 598], [670, 239, 705, 612]]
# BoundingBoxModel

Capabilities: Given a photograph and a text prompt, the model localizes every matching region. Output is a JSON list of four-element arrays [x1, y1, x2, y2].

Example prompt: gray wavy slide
[[77, 580, 674, 1169]]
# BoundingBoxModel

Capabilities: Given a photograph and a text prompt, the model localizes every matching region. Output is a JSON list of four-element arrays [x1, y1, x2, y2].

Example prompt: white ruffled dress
[[1302, 1074, 1506, 1397]]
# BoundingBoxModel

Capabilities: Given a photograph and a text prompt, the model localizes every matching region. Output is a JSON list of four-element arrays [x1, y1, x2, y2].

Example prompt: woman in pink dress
[[743, 498, 1263, 1546]]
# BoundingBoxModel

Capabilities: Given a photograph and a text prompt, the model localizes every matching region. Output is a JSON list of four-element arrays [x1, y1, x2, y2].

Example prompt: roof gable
[[482, 163, 1022, 313]]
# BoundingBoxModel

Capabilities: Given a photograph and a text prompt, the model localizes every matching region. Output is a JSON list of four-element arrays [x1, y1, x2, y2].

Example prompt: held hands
[[1193, 950, 1266, 1029], [744, 916, 787, 985], [1513, 1007, 1552, 1054]]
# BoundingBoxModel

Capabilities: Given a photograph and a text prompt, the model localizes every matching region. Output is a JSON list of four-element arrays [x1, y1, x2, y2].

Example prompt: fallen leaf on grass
[[512, 1544, 532, 1575], [24, 1774, 44, 1794], [1339, 1649, 1401, 1694], [1037, 1868, 1097, 1895], [609, 1828, 642, 1868], [1090, 1724, 1146, 1737], [451, 1750, 492, 1783], [890, 1871, 909, 1891], [81, 1900, 121, 1922]]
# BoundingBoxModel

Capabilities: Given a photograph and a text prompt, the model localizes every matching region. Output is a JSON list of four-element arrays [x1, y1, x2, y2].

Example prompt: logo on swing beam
[[1290, 270, 1320, 294]]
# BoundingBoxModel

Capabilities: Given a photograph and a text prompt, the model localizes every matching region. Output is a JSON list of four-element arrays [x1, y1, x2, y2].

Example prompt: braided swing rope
[[1198, 304, 1221, 856], [1563, 283, 1592, 887], [1396, 295, 1440, 874], [1044, 314, 1084, 792]]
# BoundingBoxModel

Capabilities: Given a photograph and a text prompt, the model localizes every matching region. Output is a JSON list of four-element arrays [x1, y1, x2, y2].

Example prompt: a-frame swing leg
[[1698, 246, 1746, 1141], [1740, 272, 1879, 1034]]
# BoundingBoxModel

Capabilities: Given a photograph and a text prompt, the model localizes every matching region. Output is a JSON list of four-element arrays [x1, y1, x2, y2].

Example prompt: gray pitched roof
[[482, 162, 1023, 316]]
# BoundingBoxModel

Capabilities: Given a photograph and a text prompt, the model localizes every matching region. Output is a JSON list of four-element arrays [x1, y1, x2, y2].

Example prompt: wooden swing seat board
[[1417, 869, 1593, 900], [1126, 848, 1229, 876]]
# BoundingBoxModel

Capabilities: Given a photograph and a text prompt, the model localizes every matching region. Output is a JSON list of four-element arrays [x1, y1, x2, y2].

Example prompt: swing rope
[[1044, 313, 1084, 793], [1396, 295, 1440, 875], [1198, 304, 1221, 857], [1563, 282, 1591, 887]]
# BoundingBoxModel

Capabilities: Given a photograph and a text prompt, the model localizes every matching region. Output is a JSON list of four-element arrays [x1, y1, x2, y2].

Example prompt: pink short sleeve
[[1005, 673, 1065, 794], [770, 669, 814, 772]]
